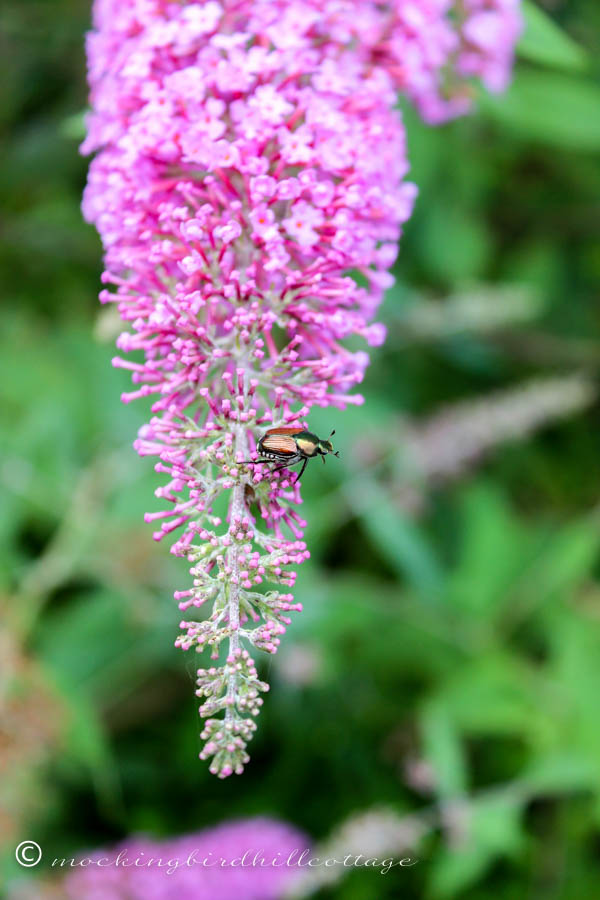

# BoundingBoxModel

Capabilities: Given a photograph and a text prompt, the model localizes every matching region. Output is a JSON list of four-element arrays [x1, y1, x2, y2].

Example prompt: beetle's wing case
[[259, 433, 299, 456], [264, 426, 304, 435]]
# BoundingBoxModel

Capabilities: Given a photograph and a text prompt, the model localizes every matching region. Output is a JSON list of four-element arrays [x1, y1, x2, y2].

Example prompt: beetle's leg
[[293, 457, 308, 483], [321, 454, 325, 464], [270, 458, 299, 474]]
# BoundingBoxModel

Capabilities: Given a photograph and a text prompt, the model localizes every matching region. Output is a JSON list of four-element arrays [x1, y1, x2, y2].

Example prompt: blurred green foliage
[[2, 2, 600, 898]]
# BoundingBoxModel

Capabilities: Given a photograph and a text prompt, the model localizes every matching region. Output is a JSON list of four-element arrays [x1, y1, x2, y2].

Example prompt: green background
[[2, 1, 600, 897]]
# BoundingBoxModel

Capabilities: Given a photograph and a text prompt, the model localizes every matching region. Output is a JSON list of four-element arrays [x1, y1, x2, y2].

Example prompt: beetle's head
[[318, 430, 340, 457]]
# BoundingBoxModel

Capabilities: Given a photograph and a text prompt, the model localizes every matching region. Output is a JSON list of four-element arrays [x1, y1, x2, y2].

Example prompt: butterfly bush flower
[[35, 818, 307, 900], [82, 0, 520, 777]]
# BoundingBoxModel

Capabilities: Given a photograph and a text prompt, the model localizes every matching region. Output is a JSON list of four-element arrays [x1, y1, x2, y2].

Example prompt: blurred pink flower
[[59, 818, 308, 900]]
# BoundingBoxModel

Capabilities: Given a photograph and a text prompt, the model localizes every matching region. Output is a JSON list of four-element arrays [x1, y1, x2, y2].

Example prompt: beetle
[[246, 427, 340, 483]]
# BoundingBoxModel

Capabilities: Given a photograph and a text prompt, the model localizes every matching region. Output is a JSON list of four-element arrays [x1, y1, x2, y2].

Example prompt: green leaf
[[482, 70, 600, 151], [547, 612, 600, 760], [518, 1, 589, 72], [346, 478, 443, 597], [60, 110, 87, 141], [435, 654, 548, 740], [421, 700, 468, 798], [448, 485, 528, 621], [41, 662, 120, 808], [430, 793, 524, 898], [527, 520, 600, 599], [36, 590, 139, 689], [523, 753, 597, 794], [414, 200, 492, 287]]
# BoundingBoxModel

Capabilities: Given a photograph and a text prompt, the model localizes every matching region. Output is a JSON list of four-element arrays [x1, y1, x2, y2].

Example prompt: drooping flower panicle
[[83, 0, 520, 777]]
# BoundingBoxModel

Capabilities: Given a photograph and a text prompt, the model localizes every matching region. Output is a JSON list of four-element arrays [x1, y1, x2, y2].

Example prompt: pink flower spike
[[83, 0, 519, 778]]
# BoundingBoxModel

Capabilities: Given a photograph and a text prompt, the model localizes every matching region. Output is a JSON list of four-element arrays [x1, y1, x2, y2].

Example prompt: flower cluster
[[383, 0, 522, 122], [30, 818, 307, 900], [354, 373, 596, 514], [83, 0, 520, 776]]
